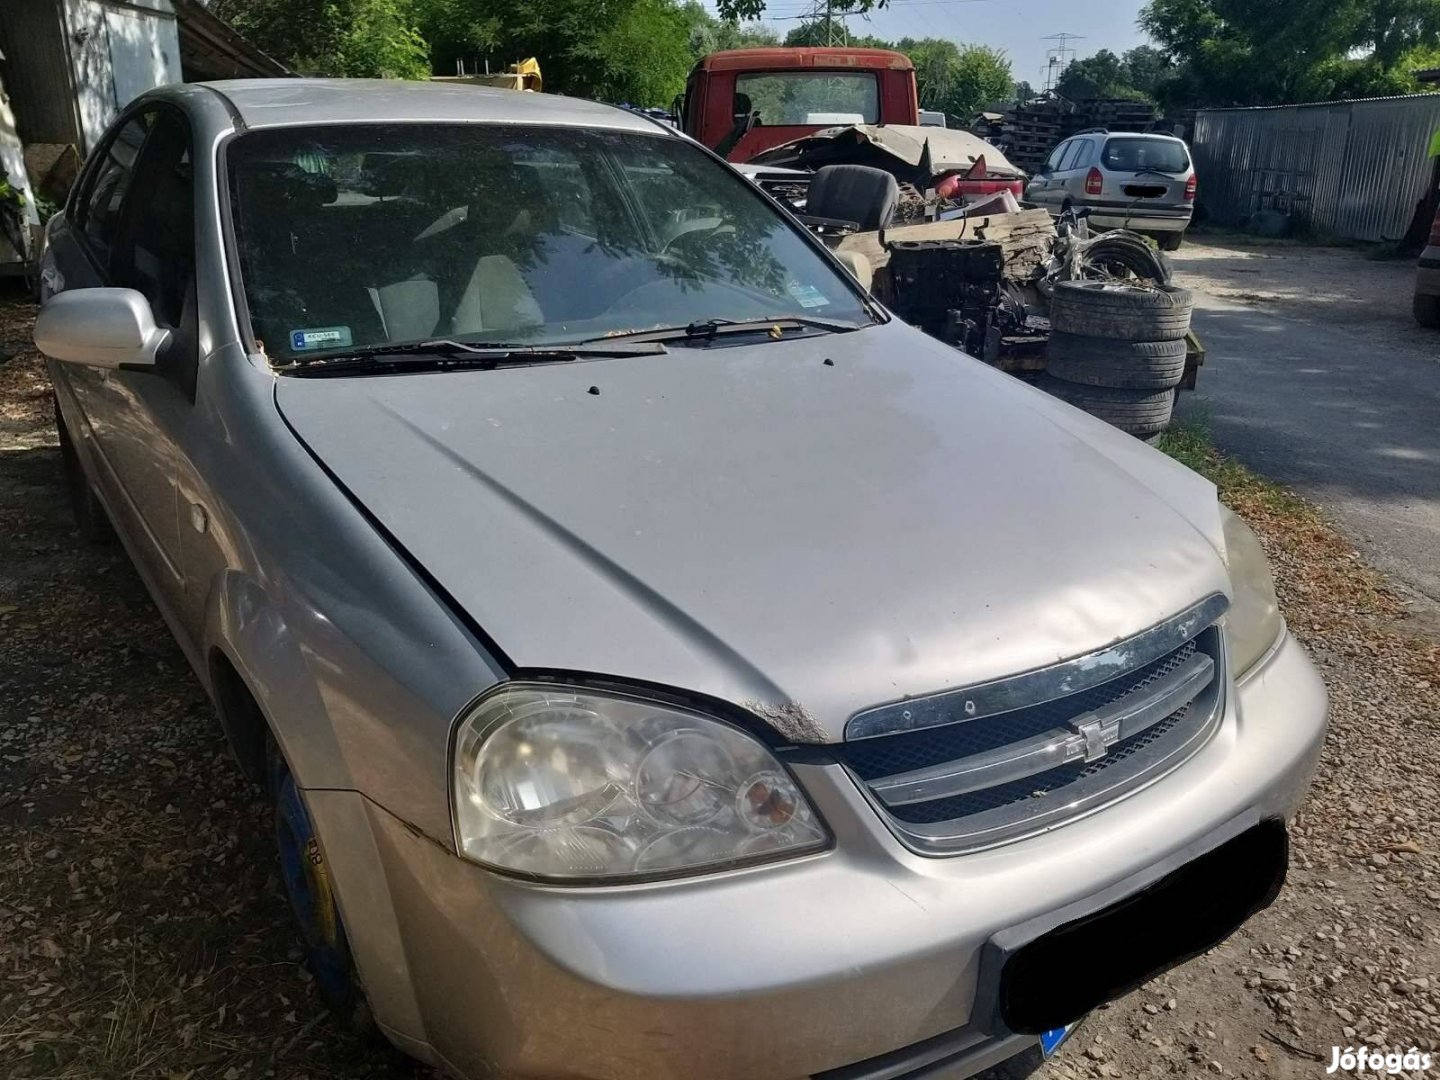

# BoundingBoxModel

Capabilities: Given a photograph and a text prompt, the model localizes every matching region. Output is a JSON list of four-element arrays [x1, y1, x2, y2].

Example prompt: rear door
[[50, 105, 199, 620], [1099, 136, 1191, 208]]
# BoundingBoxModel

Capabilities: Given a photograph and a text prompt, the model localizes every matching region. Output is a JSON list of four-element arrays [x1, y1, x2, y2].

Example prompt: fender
[[203, 568, 348, 791]]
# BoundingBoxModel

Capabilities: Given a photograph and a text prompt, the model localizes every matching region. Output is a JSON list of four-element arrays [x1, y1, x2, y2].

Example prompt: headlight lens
[[1221, 506, 1284, 675], [452, 685, 828, 881]]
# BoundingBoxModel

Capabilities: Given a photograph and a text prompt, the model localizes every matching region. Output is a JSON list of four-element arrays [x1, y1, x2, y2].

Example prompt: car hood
[[275, 322, 1230, 742]]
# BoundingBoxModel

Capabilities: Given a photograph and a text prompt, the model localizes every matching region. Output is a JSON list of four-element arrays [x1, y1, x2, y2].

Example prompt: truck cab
[[680, 48, 918, 163]]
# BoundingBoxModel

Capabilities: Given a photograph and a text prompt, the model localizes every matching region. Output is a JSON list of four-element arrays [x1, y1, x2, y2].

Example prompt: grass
[[1155, 412, 1319, 524]]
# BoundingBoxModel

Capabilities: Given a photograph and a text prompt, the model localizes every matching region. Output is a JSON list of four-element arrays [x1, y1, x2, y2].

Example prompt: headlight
[[452, 684, 828, 881], [1221, 506, 1283, 675]]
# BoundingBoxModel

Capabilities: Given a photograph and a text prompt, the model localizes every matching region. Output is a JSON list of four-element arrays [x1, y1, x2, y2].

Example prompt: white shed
[[0, 0, 181, 156]]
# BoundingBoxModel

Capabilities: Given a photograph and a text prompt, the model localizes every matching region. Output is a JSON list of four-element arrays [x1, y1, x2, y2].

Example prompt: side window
[[75, 113, 152, 268], [1044, 141, 1070, 172], [1072, 139, 1096, 169], [1057, 141, 1085, 172], [110, 110, 194, 327]]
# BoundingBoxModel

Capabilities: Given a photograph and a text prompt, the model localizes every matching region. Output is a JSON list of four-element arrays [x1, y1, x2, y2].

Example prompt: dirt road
[[1, 283, 1436, 1080], [1172, 235, 1440, 618]]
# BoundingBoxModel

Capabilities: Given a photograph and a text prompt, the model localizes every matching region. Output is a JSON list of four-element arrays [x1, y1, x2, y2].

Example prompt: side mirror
[[33, 288, 169, 371]]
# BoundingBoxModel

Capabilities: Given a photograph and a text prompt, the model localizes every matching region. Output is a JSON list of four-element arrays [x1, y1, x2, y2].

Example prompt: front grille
[[838, 595, 1228, 854]]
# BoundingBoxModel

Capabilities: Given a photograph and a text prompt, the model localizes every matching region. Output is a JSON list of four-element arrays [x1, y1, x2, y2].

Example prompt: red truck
[[680, 47, 919, 163]]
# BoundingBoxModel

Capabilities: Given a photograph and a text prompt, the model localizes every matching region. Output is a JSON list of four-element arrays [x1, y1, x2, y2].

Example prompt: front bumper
[[309, 629, 1326, 1080]]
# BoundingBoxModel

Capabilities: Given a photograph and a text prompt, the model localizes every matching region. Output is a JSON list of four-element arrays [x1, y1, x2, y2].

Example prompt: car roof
[[200, 79, 665, 133], [1100, 131, 1188, 144]]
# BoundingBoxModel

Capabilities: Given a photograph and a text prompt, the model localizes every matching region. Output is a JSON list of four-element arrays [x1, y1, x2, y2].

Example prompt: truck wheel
[[1049, 281, 1194, 342], [270, 743, 371, 1029], [54, 397, 115, 545], [1157, 231, 1184, 252], [1047, 333, 1186, 390], [1413, 293, 1440, 329], [1036, 373, 1175, 437]]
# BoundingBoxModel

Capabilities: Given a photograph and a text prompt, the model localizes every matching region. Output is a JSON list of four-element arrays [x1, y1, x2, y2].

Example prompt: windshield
[[225, 124, 870, 362], [734, 72, 880, 126], [1101, 137, 1190, 174]]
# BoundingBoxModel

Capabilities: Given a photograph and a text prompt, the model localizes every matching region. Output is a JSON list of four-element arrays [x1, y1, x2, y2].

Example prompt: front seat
[[451, 255, 543, 336], [805, 164, 899, 233]]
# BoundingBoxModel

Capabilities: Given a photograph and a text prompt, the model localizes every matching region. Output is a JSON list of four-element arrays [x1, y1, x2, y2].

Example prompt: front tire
[[270, 745, 370, 1028]]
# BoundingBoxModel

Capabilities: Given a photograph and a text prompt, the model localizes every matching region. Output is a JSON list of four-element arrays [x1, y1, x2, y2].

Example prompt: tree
[[679, 2, 777, 59], [592, 0, 695, 104], [1351, 0, 1440, 67], [718, 0, 887, 20], [893, 38, 1011, 124], [949, 44, 1013, 119], [1136, 0, 1440, 109], [214, 0, 430, 78], [783, 19, 889, 47], [1055, 48, 1126, 100], [1119, 45, 1173, 96], [413, 0, 696, 104]]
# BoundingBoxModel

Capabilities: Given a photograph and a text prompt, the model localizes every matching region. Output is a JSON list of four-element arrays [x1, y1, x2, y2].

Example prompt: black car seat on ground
[[806, 165, 899, 233]]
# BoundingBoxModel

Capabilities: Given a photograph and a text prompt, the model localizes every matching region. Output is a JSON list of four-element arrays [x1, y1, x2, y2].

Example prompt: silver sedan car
[[35, 80, 1326, 1080]]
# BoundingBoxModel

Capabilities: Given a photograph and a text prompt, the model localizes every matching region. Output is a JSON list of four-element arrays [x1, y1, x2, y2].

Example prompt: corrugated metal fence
[[1192, 95, 1440, 242]]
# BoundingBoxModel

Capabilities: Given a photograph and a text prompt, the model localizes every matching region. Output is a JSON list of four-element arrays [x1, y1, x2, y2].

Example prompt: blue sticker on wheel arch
[[1040, 1023, 1077, 1057]]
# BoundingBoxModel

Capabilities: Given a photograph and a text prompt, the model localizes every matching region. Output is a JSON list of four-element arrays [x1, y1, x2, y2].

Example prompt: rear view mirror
[[34, 288, 169, 371]]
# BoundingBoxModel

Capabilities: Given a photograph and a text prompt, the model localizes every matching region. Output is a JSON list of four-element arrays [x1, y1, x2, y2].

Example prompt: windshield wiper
[[589, 315, 867, 345], [277, 337, 668, 374], [1130, 168, 1181, 180]]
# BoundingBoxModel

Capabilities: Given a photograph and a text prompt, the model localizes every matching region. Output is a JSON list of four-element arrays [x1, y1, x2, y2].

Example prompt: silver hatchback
[[1026, 131, 1196, 250], [34, 80, 1321, 1080]]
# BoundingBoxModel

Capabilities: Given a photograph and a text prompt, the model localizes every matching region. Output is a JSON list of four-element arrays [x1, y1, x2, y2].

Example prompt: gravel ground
[[1, 284, 1436, 1079], [1171, 231, 1432, 360]]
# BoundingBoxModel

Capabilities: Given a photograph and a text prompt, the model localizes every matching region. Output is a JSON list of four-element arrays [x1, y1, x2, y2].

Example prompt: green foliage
[[1054, 46, 1175, 103], [591, 0, 694, 104], [782, 19, 888, 47], [893, 38, 1012, 124], [717, 0, 887, 20], [680, 2, 778, 55], [0, 178, 24, 213], [1138, 0, 1440, 109], [214, 0, 430, 78]]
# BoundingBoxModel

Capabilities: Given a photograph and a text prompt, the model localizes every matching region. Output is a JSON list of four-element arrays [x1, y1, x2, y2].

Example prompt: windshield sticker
[[787, 283, 830, 309], [289, 326, 353, 352]]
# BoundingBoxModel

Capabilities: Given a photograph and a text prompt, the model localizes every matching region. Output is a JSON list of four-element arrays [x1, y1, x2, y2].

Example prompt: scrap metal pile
[[739, 122, 1199, 437]]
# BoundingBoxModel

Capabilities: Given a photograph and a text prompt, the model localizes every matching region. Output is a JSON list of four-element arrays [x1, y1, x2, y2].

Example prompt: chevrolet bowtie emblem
[[1069, 714, 1119, 763]]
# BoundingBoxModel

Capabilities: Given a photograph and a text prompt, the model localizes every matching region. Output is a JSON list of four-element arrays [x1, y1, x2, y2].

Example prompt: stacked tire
[[1039, 281, 1195, 440]]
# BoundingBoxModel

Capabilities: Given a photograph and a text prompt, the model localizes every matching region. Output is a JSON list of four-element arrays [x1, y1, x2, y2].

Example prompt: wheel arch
[[201, 568, 351, 792]]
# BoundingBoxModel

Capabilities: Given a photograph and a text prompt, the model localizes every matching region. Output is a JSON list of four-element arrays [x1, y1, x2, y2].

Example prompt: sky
[[707, 0, 1151, 92]]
